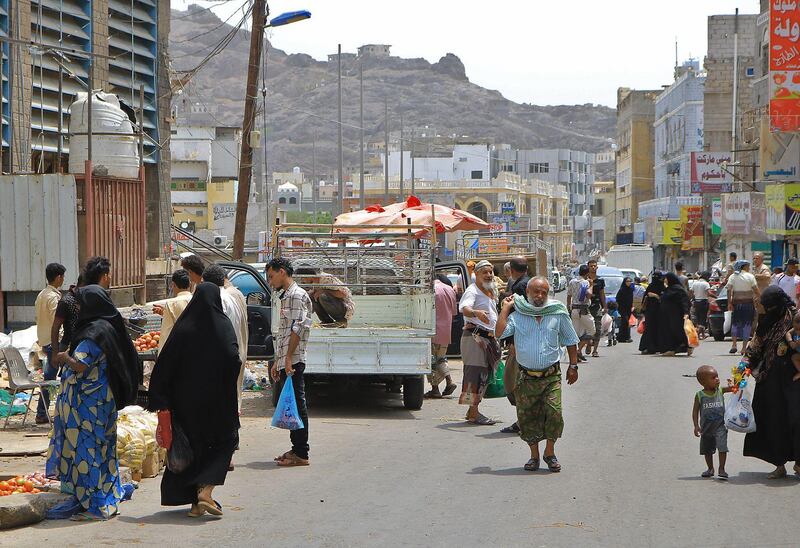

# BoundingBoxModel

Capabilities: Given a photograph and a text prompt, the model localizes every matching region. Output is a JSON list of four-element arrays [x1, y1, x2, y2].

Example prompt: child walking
[[692, 365, 734, 479], [606, 301, 620, 346], [783, 311, 800, 382]]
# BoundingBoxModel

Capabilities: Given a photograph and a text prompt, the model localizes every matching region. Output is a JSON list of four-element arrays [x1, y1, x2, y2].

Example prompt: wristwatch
[[568, 364, 578, 371]]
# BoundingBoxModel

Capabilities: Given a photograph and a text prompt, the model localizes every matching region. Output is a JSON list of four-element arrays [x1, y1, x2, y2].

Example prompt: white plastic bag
[[724, 381, 756, 433], [723, 310, 732, 336], [601, 313, 613, 335]]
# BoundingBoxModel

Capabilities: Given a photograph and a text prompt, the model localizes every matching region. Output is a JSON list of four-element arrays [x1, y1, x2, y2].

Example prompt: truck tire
[[402, 376, 424, 410]]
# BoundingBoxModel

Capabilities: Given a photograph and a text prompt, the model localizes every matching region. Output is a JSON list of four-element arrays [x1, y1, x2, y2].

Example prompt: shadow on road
[[467, 466, 536, 476], [676, 472, 799, 487], [117, 510, 216, 526]]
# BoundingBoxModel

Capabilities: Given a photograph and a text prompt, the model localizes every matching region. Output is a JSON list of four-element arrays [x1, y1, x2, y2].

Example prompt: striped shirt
[[274, 282, 314, 366], [500, 312, 580, 371]]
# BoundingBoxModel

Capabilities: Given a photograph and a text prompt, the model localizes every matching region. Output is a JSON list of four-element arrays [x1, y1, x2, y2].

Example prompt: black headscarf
[[70, 285, 140, 409], [147, 282, 240, 442], [648, 271, 665, 296], [616, 277, 634, 309], [757, 286, 794, 339], [664, 272, 683, 288]]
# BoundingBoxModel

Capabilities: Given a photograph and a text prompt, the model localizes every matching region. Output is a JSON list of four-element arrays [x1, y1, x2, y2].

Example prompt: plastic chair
[[1, 347, 60, 429]]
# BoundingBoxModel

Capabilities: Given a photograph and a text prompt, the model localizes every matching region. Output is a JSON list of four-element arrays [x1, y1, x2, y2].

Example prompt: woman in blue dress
[[47, 284, 140, 521]]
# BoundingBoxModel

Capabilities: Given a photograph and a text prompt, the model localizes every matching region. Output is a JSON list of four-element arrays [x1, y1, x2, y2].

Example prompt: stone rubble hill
[[170, 5, 617, 177]]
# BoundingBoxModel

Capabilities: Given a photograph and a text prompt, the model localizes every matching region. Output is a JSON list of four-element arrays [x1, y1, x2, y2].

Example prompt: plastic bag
[[723, 310, 732, 335], [684, 318, 700, 348], [156, 410, 172, 450], [484, 360, 506, 398], [628, 314, 637, 327], [167, 420, 194, 473], [637, 318, 646, 335], [601, 313, 613, 335], [117, 423, 146, 470], [271, 376, 305, 430], [724, 380, 756, 433]]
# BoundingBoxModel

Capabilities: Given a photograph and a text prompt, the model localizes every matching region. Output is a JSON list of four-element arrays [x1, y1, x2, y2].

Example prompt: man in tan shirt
[[752, 252, 773, 327], [152, 269, 193, 353], [34, 262, 65, 424]]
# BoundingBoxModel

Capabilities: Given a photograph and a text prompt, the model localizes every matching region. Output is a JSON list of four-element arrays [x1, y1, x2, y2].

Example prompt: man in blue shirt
[[496, 277, 580, 473]]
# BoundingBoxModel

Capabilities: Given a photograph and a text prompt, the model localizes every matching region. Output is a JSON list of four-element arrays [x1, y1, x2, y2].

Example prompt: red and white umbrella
[[334, 196, 489, 237]]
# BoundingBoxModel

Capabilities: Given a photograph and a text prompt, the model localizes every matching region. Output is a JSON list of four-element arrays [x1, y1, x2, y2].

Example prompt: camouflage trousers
[[514, 368, 563, 444]]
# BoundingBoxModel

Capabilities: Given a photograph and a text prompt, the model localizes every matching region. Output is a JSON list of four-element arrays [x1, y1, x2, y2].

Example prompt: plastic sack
[[601, 313, 613, 335], [271, 376, 305, 430], [684, 318, 700, 348], [117, 423, 146, 470], [156, 410, 173, 450], [723, 310, 732, 335], [628, 314, 637, 327], [0, 389, 27, 417], [724, 380, 756, 433], [637, 318, 646, 335], [167, 420, 194, 473], [484, 360, 506, 399]]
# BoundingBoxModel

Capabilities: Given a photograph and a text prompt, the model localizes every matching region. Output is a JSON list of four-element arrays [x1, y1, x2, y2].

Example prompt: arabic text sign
[[770, 3, 800, 131], [721, 192, 751, 234], [655, 220, 683, 246], [766, 182, 800, 235], [680, 206, 704, 251], [690, 152, 733, 193], [711, 198, 722, 235], [478, 238, 508, 255]]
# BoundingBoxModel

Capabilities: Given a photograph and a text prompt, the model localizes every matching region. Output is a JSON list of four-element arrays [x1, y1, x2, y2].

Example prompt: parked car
[[708, 287, 729, 341], [619, 268, 644, 282]]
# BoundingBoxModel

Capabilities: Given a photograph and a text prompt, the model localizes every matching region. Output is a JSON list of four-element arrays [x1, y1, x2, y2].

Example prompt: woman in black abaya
[[743, 286, 800, 479], [659, 272, 691, 356], [147, 282, 241, 517], [639, 271, 664, 354], [616, 277, 635, 343]]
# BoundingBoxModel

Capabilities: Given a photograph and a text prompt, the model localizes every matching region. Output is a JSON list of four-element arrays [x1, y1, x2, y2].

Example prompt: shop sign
[[680, 206, 704, 251]]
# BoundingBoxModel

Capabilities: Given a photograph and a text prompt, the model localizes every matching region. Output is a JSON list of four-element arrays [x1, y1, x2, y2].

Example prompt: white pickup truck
[[222, 225, 466, 410]]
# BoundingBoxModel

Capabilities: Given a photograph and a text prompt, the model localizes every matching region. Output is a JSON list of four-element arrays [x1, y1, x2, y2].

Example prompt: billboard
[[721, 192, 767, 237], [680, 206, 704, 251], [770, 3, 800, 131], [690, 152, 733, 194], [711, 198, 722, 235], [655, 220, 683, 246], [766, 182, 800, 235]]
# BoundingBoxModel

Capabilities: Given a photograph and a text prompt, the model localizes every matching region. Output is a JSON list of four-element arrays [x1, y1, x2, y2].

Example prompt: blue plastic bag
[[271, 376, 305, 430]]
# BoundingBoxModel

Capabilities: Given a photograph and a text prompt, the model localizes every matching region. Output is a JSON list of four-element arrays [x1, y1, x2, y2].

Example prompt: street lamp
[[233, 6, 311, 259]]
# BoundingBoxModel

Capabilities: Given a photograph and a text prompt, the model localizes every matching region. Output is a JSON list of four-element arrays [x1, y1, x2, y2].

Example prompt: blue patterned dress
[[46, 339, 124, 519]]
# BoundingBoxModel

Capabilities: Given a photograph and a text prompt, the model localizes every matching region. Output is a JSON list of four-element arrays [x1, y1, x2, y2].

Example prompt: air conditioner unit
[[213, 235, 229, 247]]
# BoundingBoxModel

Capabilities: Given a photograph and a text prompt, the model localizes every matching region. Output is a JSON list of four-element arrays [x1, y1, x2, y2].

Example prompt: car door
[[218, 261, 274, 361], [434, 261, 468, 357]]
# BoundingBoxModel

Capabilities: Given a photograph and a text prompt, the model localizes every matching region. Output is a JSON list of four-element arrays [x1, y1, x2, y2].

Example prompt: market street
[[6, 333, 798, 547]]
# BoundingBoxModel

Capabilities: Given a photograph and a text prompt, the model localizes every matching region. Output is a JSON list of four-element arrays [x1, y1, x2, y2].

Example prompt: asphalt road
[[11, 333, 800, 547]]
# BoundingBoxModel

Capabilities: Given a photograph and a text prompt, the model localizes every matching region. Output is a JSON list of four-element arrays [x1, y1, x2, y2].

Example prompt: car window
[[602, 276, 624, 296], [228, 269, 270, 299]]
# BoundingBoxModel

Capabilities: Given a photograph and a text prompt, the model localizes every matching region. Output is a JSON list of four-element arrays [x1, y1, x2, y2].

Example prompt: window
[[471, 170, 483, 179], [593, 201, 604, 216], [289, 197, 297, 204], [559, 160, 568, 171], [279, 197, 287, 204], [458, 157, 468, 162], [528, 162, 549, 174], [502, 164, 514, 172], [171, 180, 207, 191]]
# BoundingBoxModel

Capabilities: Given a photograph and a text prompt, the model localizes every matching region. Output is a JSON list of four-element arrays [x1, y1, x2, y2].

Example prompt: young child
[[606, 301, 620, 346], [784, 311, 800, 382], [692, 365, 734, 479]]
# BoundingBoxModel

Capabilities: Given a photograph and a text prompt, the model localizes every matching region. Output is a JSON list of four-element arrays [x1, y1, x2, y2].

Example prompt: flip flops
[[467, 414, 496, 426], [442, 383, 458, 397], [543, 455, 561, 473], [524, 458, 540, 471]]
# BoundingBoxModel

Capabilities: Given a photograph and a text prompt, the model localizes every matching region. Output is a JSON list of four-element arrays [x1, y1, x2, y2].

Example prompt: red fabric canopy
[[334, 196, 490, 237]]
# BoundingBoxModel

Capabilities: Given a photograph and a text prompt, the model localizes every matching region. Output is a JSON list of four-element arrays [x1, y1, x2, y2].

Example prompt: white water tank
[[68, 92, 140, 179]]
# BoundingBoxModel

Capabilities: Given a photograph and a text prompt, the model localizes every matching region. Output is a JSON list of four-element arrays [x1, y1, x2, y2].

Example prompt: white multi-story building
[[653, 60, 705, 198]]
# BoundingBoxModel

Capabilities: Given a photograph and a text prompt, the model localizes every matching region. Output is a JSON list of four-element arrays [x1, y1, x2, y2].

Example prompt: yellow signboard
[[766, 182, 800, 236], [656, 220, 683, 246]]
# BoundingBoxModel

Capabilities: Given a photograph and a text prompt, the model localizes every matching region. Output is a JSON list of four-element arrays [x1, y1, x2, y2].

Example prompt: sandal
[[543, 455, 561, 473], [424, 390, 442, 399], [442, 383, 458, 397], [767, 466, 787, 479], [729, 347, 738, 354], [718, 471, 729, 480], [524, 458, 540, 471], [69, 511, 107, 522], [277, 452, 310, 467], [701, 469, 714, 478], [500, 423, 520, 434], [197, 498, 223, 516], [188, 505, 205, 518], [591, 351, 599, 358], [274, 451, 293, 462], [467, 414, 497, 426]]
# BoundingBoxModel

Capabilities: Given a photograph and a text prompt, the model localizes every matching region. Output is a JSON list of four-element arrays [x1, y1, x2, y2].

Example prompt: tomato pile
[[0, 473, 57, 496], [134, 331, 160, 353]]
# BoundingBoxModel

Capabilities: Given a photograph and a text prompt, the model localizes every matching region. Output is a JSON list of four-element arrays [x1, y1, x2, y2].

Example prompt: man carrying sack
[[496, 277, 580, 473]]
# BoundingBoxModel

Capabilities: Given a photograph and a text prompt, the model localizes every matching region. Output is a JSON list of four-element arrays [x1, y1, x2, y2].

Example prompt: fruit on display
[[0, 473, 58, 496], [134, 331, 160, 353]]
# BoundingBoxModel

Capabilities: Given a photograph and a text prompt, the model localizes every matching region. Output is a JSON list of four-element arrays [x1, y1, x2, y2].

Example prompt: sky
[[170, 0, 759, 108]]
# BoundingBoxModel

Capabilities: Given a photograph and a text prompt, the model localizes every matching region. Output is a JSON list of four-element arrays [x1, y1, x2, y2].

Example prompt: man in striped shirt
[[496, 277, 580, 473]]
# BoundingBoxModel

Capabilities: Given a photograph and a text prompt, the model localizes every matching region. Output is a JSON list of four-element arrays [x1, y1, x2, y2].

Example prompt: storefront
[[766, 182, 800, 266]]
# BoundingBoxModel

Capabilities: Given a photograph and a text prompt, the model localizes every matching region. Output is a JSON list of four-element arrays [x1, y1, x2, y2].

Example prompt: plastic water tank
[[68, 92, 140, 179]]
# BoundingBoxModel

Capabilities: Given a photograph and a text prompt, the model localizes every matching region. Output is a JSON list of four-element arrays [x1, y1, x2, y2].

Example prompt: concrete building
[[591, 181, 616, 253], [495, 148, 596, 257], [653, 60, 706, 198], [615, 87, 658, 243], [0, 0, 172, 258], [704, 13, 758, 155], [358, 44, 391, 57]]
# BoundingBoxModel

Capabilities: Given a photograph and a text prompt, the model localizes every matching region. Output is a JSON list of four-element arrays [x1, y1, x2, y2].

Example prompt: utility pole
[[384, 99, 389, 204], [233, 0, 268, 259], [359, 61, 365, 209], [337, 43, 344, 217], [312, 130, 317, 221], [410, 126, 415, 195], [399, 114, 404, 199]]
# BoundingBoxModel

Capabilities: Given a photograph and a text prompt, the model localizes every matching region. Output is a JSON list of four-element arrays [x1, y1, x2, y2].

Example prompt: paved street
[[9, 333, 800, 547]]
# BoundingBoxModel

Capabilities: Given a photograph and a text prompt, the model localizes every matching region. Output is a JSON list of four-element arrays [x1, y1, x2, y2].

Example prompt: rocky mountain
[[170, 5, 616, 178]]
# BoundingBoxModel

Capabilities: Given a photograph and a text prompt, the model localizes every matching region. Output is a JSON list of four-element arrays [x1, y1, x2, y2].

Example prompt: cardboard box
[[141, 452, 161, 479]]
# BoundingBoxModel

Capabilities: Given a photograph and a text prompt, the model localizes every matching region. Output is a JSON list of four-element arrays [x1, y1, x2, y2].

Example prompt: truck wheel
[[402, 376, 424, 410]]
